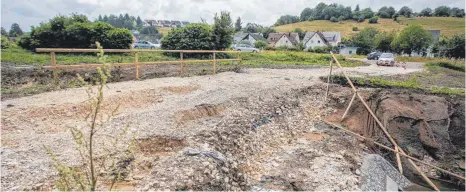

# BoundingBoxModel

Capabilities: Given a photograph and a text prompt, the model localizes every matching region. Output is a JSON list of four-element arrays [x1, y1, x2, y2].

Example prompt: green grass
[[241, 51, 365, 67], [274, 17, 465, 38], [1, 47, 365, 67], [327, 60, 465, 95]]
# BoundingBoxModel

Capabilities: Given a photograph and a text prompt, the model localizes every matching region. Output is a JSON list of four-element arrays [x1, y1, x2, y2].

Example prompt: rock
[[221, 167, 229, 173], [284, 77, 290, 80], [133, 175, 144, 180], [224, 177, 230, 183], [355, 169, 361, 175], [360, 154, 412, 191]]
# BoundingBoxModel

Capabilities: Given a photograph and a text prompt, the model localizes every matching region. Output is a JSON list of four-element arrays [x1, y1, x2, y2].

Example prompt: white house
[[302, 32, 329, 50], [241, 33, 267, 46], [267, 33, 300, 47], [302, 31, 341, 50]]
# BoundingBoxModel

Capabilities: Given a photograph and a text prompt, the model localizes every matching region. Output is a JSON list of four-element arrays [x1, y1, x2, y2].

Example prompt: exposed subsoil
[[2, 65, 463, 191]]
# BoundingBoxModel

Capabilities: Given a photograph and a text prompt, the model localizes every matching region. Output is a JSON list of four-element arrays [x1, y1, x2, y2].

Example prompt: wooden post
[[325, 58, 333, 101], [180, 51, 184, 76], [213, 52, 216, 74], [236, 51, 241, 66], [51, 52, 57, 85], [395, 146, 403, 174], [329, 51, 440, 191], [341, 92, 356, 121], [135, 52, 139, 79]]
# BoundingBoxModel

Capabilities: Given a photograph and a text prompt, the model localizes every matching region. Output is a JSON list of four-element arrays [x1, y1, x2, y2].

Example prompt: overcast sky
[[1, 0, 465, 31]]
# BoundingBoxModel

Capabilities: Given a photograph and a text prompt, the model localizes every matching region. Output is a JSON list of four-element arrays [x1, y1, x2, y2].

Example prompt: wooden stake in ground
[[51, 52, 57, 85], [180, 51, 184, 76], [135, 52, 139, 79], [341, 92, 356, 121], [213, 52, 216, 74], [329, 51, 440, 191], [325, 58, 333, 101], [395, 146, 403, 174]]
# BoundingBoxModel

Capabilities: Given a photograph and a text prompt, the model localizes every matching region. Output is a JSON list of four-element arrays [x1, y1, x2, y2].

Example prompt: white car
[[234, 44, 260, 53], [376, 53, 395, 66]]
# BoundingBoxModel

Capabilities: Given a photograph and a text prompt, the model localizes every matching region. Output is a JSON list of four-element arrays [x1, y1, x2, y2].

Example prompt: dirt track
[[1, 66, 423, 190]]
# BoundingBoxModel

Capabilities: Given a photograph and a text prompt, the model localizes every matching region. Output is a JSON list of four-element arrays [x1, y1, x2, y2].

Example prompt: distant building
[[241, 33, 267, 46], [302, 31, 341, 50], [339, 46, 359, 55], [267, 33, 300, 47]]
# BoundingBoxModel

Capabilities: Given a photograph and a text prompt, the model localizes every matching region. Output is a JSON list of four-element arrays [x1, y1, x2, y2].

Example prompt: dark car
[[367, 52, 382, 60]]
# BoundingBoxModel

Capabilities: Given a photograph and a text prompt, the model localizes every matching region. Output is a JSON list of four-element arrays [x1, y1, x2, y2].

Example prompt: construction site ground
[[2, 63, 464, 190]]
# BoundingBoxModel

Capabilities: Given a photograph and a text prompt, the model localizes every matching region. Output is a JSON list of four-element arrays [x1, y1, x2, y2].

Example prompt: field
[[158, 27, 172, 35], [274, 17, 465, 38]]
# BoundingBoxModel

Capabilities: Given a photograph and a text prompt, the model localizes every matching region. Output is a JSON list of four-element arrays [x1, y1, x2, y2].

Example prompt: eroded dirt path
[[1, 67, 422, 190]]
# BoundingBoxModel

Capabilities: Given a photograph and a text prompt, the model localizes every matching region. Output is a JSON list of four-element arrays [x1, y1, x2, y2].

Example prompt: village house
[[267, 33, 300, 47], [302, 31, 341, 50], [240, 33, 267, 46]]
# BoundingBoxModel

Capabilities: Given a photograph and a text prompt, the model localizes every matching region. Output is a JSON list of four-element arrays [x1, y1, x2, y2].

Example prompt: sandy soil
[[1, 66, 422, 190]]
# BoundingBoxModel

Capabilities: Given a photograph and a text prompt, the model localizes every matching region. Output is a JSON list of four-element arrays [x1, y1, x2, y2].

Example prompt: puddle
[[302, 132, 329, 141]]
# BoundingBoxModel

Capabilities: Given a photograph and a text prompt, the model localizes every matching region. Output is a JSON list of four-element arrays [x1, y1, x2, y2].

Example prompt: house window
[[318, 40, 321, 43]]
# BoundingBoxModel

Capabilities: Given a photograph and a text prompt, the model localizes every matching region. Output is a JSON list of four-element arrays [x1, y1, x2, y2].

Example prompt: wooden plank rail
[[41, 59, 241, 69], [36, 48, 240, 53]]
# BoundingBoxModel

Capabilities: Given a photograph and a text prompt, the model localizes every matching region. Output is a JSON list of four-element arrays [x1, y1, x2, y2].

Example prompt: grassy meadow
[[274, 17, 465, 38]]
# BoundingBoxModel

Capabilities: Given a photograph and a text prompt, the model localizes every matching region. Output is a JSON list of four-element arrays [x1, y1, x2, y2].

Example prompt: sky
[[1, 0, 465, 31]]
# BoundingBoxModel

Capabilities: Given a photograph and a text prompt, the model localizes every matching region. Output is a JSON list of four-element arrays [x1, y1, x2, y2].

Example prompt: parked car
[[377, 53, 395, 66], [133, 41, 159, 49], [367, 52, 382, 60], [234, 44, 260, 52]]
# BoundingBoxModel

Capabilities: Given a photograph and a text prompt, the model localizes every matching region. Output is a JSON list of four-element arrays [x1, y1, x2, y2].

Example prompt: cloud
[[1, 0, 465, 31]]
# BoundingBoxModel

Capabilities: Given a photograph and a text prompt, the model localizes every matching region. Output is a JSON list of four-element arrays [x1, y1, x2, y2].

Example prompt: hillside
[[274, 17, 465, 38], [158, 27, 172, 35]]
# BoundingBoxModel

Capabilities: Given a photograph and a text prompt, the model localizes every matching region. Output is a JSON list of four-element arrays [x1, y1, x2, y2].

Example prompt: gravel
[[1, 66, 421, 190]]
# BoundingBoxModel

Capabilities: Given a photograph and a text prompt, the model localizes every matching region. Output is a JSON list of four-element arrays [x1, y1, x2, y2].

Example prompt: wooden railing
[[36, 48, 242, 83]]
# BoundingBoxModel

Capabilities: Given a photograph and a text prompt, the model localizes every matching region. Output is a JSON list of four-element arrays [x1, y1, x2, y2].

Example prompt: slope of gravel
[[1, 66, 422, 190]]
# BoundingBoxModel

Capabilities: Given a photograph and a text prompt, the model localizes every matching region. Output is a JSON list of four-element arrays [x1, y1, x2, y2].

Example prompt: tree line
[[346, 25, 464, 59], [234, 18, 277, 39], [2, 23, 24, 37], [18, 14, 133, 50], [96, 13, 144, 30], [274, 3, 465, 26]]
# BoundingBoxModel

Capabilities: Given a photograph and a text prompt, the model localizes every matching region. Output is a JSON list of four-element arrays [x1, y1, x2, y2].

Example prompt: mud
[[326, 86, 465, 189]]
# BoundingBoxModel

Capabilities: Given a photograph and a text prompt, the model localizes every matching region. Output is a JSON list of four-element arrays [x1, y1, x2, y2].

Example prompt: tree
[[313, 2, 328, 20], [294, 28, 306, 39], [362, 8, 374, 19], [235, 17, 242, 32], [391, 24, 433, 56], [398, 6, 413, 17], [275, 15, 300, 26], [387, 7, 396, 18], [262, 27, 276, 39], [379, 12, 390, 18], [434, 6, 451, 17], [375, 31, 395, 52], [140, 26, 158, 35], [368, 16, 378, 23], [18, 14, 132, 50], [1, 27, 7, 36], [161, 23, 213, 51], [9, 23, 23, 37], [243, 23, 263, 33], [450, 7, 465, 17], [354, 4, 360, 12], [420, 8, 433, 17], [446, 33, 465, 59], [352, 27, 379, 54], [98, 14, 103, 21], [103, 15, 109, 22], [300, 8, 314, 21], [254, 40, 267, 49], [136, 16, 144, 27], [211, 11, 234, 50]]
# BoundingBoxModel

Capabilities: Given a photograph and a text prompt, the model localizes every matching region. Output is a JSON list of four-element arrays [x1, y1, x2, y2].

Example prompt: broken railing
[[324, 51, 465, 191], [36, 48, 242, 84]]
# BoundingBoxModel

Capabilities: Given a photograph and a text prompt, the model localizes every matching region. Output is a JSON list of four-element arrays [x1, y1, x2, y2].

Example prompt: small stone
[[202, 161, 210, 166], [355, 169, 361, 175], [224, 177, 230, 183], [221, 167, 229, 173], [133, 175, 144, 180], [284, 77, 290, 80]]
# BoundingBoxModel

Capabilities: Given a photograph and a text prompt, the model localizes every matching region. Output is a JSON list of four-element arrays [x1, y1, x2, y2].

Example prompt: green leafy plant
[[44, 42, 136, 191]]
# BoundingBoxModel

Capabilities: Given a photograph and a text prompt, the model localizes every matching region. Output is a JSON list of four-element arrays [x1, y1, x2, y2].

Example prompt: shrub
[[296, 42, 305, 51], [307, 16, 315, 21], [17, 14, 132, 50], [161, 23, 213, 57], [352, 27, 359, 31], [264, 46, 276, 50], [254, 40, 268, 49], [276, 46, 289, 51], [426, 61, 465, 72], [1, 35, 11, 49], [330, 17, 338, 22], [337, 16, 345, 22], [368, 16, 379, 23]]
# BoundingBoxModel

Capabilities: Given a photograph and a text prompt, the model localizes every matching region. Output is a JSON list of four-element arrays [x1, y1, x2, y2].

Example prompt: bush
[[311, 46, 331, 53], [264, 46, 276, 50], [368, 16, 379, 23], [307, 16, 315, 21], [330, 17, 338, 22], [1, 35, 11, 49], [426, 61, 465, 72], [352, 27, 359, 31], [17, 14, 132, 50], [161, 23, 213, 57], [337, 16, 345, 22], [254, 40, 268, 49]]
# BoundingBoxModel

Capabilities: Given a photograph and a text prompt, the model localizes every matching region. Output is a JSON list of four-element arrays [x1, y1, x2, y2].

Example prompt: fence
[[36, 48, 242, 84]]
